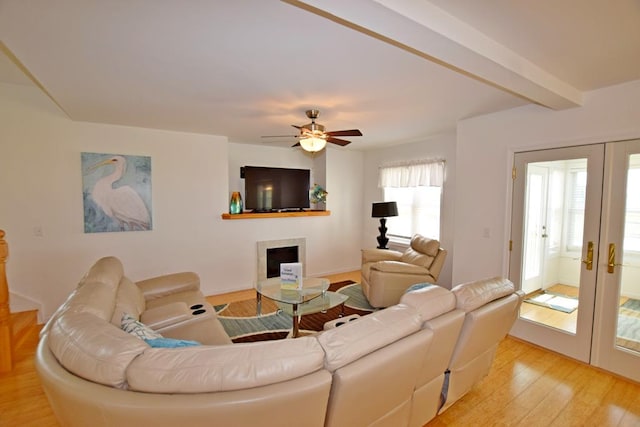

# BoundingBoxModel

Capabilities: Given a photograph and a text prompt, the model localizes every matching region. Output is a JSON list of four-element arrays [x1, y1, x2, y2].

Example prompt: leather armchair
[[361, 234, 447, 308]]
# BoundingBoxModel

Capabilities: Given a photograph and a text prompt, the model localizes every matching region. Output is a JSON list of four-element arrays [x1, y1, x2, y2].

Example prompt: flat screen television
[[243, 166, 310, 212]]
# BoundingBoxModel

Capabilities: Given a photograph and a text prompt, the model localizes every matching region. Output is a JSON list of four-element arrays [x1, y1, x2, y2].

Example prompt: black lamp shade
[[372, 201, 398, 218]]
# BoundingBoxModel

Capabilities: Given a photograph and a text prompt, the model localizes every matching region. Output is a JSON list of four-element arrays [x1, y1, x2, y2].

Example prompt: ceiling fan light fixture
[[299, 136, 327, 152]]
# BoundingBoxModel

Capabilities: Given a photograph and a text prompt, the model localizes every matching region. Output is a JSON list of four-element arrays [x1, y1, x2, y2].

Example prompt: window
[[383, 186, 441, 240], [624, 155, 640, 252], [378, 160, 444, 241]]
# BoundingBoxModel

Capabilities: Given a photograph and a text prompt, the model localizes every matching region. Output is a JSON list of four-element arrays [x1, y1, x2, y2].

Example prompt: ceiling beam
[[284, 0, 583, 109]]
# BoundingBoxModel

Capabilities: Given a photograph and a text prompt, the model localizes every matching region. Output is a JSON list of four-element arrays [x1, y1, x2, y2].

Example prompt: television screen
[[243, 166, 310, 212]]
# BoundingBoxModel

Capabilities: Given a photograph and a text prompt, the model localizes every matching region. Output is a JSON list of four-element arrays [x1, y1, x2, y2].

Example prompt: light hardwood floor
[[519, 284, 581, 333], [2, 273, 639, 426]]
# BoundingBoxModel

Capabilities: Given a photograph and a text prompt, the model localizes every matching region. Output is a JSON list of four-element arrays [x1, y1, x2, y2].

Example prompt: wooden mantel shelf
[[221, 210, 330, 220]]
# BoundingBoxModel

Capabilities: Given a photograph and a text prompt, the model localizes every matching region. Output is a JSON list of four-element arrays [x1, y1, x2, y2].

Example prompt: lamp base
[[376, 218, 390, 249]]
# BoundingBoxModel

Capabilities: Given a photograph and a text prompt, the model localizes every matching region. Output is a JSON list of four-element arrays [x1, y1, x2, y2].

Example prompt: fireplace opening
[[257, 238, 306, 282], [266, 246, 299, 278]]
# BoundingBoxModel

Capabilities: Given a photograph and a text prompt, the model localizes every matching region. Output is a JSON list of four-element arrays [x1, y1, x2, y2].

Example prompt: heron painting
[[82, 152, 152, 233]]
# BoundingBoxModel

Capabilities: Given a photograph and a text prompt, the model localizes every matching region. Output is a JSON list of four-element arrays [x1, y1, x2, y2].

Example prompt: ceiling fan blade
[[292, 125, 302, 130], [261, 135, 298, 138], [327, 136, 351, 146], [326, 129, 362, 137], [292, 142, 301, 147]]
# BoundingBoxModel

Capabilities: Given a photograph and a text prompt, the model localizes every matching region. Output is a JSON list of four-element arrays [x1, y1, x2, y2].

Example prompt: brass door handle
[[608, 243, 623, 273], [582, 241, 593, 271]]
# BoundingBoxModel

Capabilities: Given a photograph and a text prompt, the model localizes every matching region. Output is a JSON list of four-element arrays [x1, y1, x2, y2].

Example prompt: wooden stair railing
[[0, 229, 13, 373]]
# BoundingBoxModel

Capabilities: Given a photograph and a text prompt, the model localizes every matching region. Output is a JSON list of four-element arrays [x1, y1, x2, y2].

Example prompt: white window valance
[[378, 159, 445, 188]]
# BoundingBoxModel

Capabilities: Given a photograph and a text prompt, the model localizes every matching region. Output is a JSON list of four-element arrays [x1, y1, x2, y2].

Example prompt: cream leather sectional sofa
[[36, 256, 523, 427]]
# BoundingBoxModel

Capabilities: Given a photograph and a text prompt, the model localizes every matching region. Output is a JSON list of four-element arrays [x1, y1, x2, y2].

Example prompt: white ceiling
[[1, 0, 638, 150]]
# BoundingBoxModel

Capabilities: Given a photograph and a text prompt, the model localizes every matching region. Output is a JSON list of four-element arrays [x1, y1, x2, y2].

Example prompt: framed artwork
[[81, 152, 153, 233]]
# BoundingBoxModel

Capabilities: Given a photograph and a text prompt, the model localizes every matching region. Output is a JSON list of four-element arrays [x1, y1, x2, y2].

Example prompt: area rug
[[214, 281, 376, 342], [616, 298, 640, 352], [524, 291, 579, 314]]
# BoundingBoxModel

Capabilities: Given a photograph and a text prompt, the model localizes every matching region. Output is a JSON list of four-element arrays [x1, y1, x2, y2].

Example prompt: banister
[[0, 229, 13, 373]]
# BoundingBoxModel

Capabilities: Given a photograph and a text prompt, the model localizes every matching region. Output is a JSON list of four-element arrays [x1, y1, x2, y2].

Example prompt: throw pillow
[[121, 313, 163, 340], [144, 338, 201, 348]]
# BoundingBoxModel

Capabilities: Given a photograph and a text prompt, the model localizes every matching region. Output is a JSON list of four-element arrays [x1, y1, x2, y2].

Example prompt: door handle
[[581, 241, 593, 271], [607, 243, 623, 273]]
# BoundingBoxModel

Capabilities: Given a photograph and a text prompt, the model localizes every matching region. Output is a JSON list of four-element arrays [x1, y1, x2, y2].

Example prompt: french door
[[510, 144, 603, 362], [509, 140, 640, 382], [592, 139, 640, 381]]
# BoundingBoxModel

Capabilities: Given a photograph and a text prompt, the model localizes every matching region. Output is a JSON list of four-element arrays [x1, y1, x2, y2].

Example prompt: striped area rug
[[617, 298, 640, 352], [215, 280, 376, 342]]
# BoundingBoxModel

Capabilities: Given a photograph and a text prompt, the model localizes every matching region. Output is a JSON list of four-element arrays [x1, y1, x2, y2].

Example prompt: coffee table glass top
[[255, 277, 349, 338], [256, 277, 330, 305], [276, 291, 349, 317]]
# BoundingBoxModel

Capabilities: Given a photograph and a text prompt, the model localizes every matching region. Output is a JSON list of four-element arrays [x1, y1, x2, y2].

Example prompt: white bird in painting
[[87, 156, 151, 231]]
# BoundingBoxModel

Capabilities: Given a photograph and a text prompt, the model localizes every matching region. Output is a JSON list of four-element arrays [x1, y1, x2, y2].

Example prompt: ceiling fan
[[263, 109, 363, 152]]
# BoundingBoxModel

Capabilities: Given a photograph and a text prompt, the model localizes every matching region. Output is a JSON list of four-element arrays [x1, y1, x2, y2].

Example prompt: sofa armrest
[[371, 260, 430, 275], [140, 302, 192, 330], [136, 272, 200, 302], [362, 249, 403, 264]]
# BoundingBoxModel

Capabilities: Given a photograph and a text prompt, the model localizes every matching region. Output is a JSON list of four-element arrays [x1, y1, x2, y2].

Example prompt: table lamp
[[371, 201, 398, 249]]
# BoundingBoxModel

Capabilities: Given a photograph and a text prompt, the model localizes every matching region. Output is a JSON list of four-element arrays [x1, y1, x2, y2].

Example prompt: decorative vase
[[229, 192, 243, 214]]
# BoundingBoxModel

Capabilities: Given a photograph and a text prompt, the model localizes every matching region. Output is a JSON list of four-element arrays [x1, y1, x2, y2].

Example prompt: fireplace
[[257, 238, 306, 282], [266, 246, 298, 278]]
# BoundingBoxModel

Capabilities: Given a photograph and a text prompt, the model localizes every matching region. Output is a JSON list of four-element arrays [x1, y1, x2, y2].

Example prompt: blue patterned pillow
[[144, 338, 201, 348], [121, 313, 163, 340], [405, 283, 436, 293]]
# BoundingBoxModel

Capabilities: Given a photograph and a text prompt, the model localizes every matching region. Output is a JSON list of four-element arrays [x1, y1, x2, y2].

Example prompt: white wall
[[453, 79, 640, 284], [362, 134, 456, 288], [1, 82, 364, 319]]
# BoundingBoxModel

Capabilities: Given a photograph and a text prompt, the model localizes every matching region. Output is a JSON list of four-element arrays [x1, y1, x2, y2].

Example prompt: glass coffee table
[[256, 277, 348, 338]]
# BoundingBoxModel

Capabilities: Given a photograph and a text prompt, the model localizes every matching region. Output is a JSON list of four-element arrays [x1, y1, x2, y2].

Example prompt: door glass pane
[[617, 154, 640, 353], [519, 159, 586, 334]]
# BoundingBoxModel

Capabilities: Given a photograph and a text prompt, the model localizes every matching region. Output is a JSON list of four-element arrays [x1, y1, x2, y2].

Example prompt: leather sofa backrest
[[439, 277, 523, 413], [400, 283, 455, 320], [449, 276, 518, 369], [317, 304, 422, 372], [111, 277, 147, 325], [409, 234, 440, 256], [41, 257, 129, 336], [449, 277, 519, 365], [47, 311, 148, 389], [318, 304, 431, 427], [401, 284, 466, 426], [63, 280, 119, 321], [79, 255, 124, 289], [449, 291, 520, 370], [453, 276, 515, 312], [126, 337, 326, 393], [78, 255, 148, 325], [400, 235, 440, 268], [324, 328, 433, 427]]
